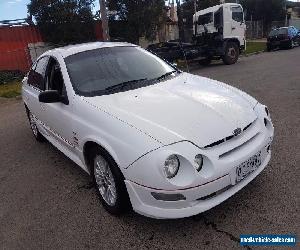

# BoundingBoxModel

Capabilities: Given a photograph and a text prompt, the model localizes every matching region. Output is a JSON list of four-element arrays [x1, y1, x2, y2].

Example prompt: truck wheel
[[199, 57, 212, 66], [222, 42, 239, 65]]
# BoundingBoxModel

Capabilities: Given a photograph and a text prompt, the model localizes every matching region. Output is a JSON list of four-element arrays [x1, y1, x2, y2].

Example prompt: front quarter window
[[65, 46, 177, 96]]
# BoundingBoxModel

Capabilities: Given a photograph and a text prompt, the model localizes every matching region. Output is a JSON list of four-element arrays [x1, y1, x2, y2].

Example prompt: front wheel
[[267, 44, 273, 52], [90, 147, 131, 215], [222, 42, 239, 65]]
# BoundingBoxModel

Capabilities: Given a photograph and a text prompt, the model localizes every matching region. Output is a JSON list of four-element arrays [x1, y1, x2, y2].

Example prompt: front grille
[[219, 132, 259, 159], [204, 120, 255, 149]]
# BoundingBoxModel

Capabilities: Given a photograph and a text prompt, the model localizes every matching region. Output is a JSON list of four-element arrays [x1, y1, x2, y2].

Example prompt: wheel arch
[[224, 38, 240, 48], [82, 140, 124, 178]]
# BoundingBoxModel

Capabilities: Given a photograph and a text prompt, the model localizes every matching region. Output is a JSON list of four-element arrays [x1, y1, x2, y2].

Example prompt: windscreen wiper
[[154, 70, 177, 82], [105, 78, 148, 92]]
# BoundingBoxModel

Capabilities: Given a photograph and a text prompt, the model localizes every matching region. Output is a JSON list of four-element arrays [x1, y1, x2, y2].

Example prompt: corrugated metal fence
[[0, 25, 43, 72], [0, 22, 104, 73]]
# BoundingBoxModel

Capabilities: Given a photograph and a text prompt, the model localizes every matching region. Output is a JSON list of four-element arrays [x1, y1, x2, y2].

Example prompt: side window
[[45, 58, 66, 97], [198, 12, 213, 25], [231, 6, 243, 23], [28, 57, 49, 90]]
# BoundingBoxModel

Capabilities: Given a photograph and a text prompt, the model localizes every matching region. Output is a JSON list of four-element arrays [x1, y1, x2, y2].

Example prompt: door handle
[[232, 27, 236, 30]]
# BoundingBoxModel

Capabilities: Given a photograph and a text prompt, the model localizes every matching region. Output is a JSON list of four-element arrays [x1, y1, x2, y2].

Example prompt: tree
[[28, 0, 96, 44], [240, 0, 285, 25], [107, 0, 166, 44]]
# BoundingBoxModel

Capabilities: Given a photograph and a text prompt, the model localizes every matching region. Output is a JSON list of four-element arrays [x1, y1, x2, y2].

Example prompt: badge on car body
[[233, 128, 242, 136]]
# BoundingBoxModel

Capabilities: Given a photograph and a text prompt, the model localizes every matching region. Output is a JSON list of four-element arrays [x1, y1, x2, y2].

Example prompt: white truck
[[148, 3, 246, 66], [193, 3, 246, 65]]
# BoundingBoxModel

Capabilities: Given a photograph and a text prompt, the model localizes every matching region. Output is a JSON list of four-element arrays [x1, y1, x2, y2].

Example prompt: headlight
[[164, 155, 180, 179], [194, 154, 203, 172]]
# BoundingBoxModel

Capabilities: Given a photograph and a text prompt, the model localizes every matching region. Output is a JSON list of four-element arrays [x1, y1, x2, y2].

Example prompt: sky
[[0, 0, 100, 20], [0, 0, 299, 21]]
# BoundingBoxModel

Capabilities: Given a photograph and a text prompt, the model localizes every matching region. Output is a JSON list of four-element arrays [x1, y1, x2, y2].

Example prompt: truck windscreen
[[198, 13, 213, 25]]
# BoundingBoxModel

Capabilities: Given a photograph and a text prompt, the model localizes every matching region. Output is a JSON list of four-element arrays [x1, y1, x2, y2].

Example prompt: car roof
[[45, 41, 136, 58]]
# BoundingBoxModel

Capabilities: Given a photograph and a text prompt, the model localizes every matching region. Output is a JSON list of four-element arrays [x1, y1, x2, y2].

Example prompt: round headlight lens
[[194, 154, 203, 172], [164, 155, 180, 179]]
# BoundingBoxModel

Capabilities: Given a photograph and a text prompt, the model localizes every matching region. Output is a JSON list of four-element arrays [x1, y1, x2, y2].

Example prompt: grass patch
[[0, 80, 22, 98], [245, 41, 266, 54]]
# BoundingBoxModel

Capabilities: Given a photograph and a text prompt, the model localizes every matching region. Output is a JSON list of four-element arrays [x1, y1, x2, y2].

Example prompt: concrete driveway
[[0, 48, 299, 249]]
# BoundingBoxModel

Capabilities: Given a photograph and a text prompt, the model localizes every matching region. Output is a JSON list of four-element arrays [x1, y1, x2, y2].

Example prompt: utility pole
[[194, 0, 197, 15], [99, 0, 110, 41], [176, 0, 185, 42], [284, 0, 288, 26]]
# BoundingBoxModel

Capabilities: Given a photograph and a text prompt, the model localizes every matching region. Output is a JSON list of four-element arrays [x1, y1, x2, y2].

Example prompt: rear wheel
[[287, 40, 293, 49], [89, 147, 131, 215], [222, 42, 239, 65]]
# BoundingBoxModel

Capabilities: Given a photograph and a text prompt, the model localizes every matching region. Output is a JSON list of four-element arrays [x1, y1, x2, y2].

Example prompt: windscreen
[[277, 28, 288, 35], [269, 29, 279, 36], [65, 46, 175, 96], [198, 13, 213, 25]]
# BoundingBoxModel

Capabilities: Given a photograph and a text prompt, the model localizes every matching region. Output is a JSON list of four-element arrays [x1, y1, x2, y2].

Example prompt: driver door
[[39, 56, 75, 152], [230, 5, 246, 46]]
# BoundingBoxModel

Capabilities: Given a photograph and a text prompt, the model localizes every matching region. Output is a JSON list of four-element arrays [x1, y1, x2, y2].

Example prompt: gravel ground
[[0, 47, 299, 250]]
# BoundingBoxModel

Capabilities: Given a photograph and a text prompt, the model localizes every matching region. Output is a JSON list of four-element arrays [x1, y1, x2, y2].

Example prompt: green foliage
[[0, 71, 24, 85], [107, 0, 166, 43], [240, 0, 285, 24], [28, 0, 96, 44]]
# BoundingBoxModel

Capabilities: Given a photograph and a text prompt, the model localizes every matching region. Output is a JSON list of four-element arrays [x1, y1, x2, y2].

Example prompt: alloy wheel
[[94, 155, 117, 206]]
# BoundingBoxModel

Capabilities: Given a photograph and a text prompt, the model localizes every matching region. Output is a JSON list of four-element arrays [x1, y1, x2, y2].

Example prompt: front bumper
[[267, 39, 290, 47], [125, 150, 271, 219]]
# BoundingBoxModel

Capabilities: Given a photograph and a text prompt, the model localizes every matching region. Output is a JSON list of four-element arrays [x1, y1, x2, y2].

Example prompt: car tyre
[[267, 44, 273, 52], [199, 57, 212, 66], [26, 108, 45, 142], [222, 42, 239, 65], [89, 146, 131, 215]]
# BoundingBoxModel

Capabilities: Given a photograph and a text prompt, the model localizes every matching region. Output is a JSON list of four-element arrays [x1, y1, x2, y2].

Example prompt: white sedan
[[22, 42, 274, 219]]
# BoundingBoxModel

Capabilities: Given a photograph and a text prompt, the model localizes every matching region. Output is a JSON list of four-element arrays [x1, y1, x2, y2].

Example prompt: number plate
[[236, 151, 262, 183]]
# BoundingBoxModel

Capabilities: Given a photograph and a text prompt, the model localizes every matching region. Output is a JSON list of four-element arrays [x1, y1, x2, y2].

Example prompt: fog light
[[151, 192, 186, 201]]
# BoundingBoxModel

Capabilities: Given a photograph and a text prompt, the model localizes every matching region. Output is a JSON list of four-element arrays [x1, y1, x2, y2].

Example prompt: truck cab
[[193, 3, 246, 64]]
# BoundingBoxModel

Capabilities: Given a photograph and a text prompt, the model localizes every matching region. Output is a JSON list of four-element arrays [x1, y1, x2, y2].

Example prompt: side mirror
[[39, 90, 63, 103]]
